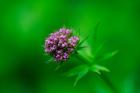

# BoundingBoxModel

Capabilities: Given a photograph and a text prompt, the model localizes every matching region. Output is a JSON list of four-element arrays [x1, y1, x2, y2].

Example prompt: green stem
[[75, 54, 92, 66], [76, 54, 118, 93], [99, 73, 119, 93]]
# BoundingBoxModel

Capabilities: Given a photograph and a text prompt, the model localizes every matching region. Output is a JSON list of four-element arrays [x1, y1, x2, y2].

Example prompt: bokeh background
[[1, 0, 140, 93]]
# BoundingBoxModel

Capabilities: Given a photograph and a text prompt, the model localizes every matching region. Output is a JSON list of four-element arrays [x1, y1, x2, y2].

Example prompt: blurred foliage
[[1, 0, 140, 93]]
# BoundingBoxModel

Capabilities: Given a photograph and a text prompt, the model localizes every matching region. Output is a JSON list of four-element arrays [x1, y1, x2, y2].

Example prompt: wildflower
[[45, 28, 79, 62]]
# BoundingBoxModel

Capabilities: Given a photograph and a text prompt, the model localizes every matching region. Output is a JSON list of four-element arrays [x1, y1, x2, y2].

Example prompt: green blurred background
[[1, 0, 140, 93]]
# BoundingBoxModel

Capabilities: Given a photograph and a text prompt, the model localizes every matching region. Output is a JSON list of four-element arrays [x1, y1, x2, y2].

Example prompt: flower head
[[45, 28, 79, 62]]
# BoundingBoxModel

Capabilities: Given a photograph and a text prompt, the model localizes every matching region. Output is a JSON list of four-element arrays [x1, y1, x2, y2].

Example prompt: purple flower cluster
[[45, 28, 79, 62]]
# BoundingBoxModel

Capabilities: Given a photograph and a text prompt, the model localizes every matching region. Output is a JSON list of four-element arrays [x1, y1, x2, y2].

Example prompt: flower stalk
[[44, 27, 118, 88]]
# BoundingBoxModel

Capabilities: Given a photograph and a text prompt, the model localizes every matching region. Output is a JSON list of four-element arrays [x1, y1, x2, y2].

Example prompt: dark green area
[[1, 0, 140, 93]]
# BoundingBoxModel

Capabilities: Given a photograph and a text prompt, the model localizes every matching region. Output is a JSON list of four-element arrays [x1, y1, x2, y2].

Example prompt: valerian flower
[[45, 28, 79, 62], [44, 26, 117, 86]]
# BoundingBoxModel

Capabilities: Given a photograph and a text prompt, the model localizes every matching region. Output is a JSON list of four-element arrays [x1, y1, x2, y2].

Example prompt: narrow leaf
[[77, 35, 89, 48], [64, 65, 89, 86], [93, 42, 105, 58], [76, 46, 88, 51], [54, 64, 61, 71], [90, 65, 110, 75], [65, 65, 88, 77], [100, 50, 118, 61], [45, 57, 54, 64], [92, 22, 100, 45], [73, 69, 88, 86]]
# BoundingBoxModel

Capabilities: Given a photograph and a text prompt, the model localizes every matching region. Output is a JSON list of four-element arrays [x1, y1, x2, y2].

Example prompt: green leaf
[[45, 57, 54, 64], [73, 68, 88, 86], [64, 65, 89, 86], [92, 21, 100, 45], [65, 65, 88, 77], [90, 65, 110, 75], [54, 61, 65, 71], [76, 46, 88, 51], [93, 42, 105, 58], [77, 35, 89, 48], [54, 64, 61, 71], [100, 50, 118, 61], [75, 22, 100, 52]]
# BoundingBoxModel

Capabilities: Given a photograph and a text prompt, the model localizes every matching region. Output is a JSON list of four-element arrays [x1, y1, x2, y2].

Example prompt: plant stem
[[76, 54, 118, 93], [75, 54, 92, 66], [98, 73, 119, 93]]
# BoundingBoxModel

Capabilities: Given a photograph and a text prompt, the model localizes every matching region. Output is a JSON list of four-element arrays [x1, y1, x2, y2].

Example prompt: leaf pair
[[90, 65, 110, 75], [65, 64, 110, 86], [65, 65, 88, 86]]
